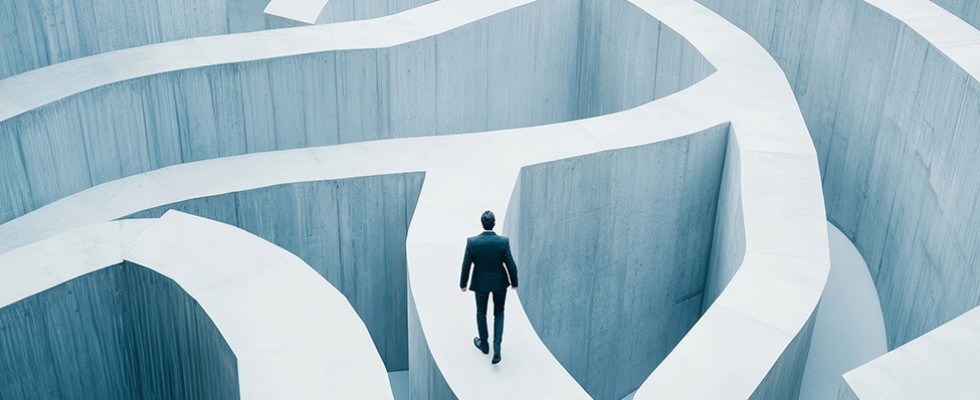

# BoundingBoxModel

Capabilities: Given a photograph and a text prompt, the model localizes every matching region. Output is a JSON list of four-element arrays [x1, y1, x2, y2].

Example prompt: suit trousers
[[475, 289, 507, 353]]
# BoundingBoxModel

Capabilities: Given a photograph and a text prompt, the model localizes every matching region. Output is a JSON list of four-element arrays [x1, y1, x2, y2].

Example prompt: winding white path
[[0, 0, 830, 398]]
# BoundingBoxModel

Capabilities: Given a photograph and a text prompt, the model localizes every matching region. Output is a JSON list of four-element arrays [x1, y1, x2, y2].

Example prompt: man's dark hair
[[481, 211, 495, 230]]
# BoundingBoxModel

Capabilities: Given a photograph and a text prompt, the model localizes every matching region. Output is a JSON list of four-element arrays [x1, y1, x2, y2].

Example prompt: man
[[459, 210, 518, 364]]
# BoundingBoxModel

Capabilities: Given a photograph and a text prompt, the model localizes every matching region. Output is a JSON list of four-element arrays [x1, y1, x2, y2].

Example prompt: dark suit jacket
[[459, 231, 519, 292]]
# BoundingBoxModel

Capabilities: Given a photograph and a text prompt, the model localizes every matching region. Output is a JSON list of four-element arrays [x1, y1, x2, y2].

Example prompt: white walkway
[[799, 223, 887, 399]]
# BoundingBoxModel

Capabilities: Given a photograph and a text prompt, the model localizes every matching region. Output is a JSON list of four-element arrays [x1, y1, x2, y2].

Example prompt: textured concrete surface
[[0, 0, 829, 398], [0, 212, 392, 399], [124, 174, 423, 372], [317, 0, 435, 23], [695, 0, 980, 351], [516, 128, 728, 400], [0, 0, 709, 226], [388, 371, 409, 400], [932, 0, 980, 30], [266, 0, 437, 24], [0, 0, 291, 80], [630, 2, 826, 399], [0, 216, 237, 400], [0, 263, 239, 400]]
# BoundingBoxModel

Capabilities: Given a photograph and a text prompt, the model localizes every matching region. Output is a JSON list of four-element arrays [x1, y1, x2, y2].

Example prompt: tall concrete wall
[[931, 0, 980, 29], [695, 0, 980, 349], [122, 173, 424, 372], [513, 125, 728, 400], [702, 132, 745, 310], [0, 0, 710, 226], [0, 0, 292, 80], [573, 0, 713, 117], [751, 315, 816, 399], [0, 263, 238, 400], [317, 0, 435, 24]]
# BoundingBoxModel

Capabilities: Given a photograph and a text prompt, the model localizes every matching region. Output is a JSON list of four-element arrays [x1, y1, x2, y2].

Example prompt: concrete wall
[[573, 0, 713, 118], [837, 383, 860, 400], [407, 286, 455, 400], [0, 0, 294, 80], [931, 0, 980, 30], [123, 173, 424, 372], [696, 0, 980, 349], [0, 0, 710, 226], [513, 125, 728, 400], [751, 315, 816, 399], [317, 0, 435, 24], [0, 262, 238, 400], [702, 132, 745, 311]]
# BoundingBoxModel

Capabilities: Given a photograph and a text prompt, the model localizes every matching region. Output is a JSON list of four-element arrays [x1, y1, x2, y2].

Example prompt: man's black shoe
[[473, 337, 489, 354], [492, 352, 501, 364]]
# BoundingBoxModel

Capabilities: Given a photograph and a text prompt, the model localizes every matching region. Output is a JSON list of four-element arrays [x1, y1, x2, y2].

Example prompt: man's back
[[460, 231, 518, 292]]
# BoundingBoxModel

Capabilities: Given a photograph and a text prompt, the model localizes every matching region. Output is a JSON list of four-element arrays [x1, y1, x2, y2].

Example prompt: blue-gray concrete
[[0, 0, 292, 80], [750, 315, 815, 400], [318, 0, 436, 24], [696, 0, 980, 350], [0, 0, 710, 226], [702, 130, 744, 311], [0, 262, 238, 400], [574, 0, 713, 117], [0, 0, 836, 398], [514, 125, 728, 399], [122, 173, 424, 372], [932, 0, 980, 30]]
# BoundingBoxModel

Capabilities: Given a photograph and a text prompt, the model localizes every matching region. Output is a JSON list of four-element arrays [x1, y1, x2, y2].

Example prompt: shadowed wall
[[696, 0, 980, 350], [512, 125, 728, 400], [0, 0, 712, 226], [0, 263, 238, 400], [123, 173, 424, 372]]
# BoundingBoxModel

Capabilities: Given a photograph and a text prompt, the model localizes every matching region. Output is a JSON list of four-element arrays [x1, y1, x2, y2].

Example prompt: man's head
[[481, 211, 496, 230]]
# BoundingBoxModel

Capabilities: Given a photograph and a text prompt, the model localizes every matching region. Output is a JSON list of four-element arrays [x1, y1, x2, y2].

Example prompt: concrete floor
[[799, 223, 888, 399]]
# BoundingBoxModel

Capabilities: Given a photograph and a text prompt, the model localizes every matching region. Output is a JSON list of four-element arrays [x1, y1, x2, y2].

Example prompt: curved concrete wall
[[0, 0, 831, 398], [931, 0, 980, 29], [0, 0, 292, 80], [122, 173, 424, 372], [0, 263, 238, 400], [0, 0, 711, 226], [317, 0, 436, 24], [696, 0, 980, 349], [0, 213, 394, 398], [514, 126, 728, 399]]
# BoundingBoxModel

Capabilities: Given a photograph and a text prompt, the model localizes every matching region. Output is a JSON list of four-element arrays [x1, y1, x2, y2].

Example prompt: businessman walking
[[459, 210, 518, 364]]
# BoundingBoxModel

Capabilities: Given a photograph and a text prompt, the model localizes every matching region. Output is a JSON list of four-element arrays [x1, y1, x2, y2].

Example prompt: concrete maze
[[1, 0, 979, 399]]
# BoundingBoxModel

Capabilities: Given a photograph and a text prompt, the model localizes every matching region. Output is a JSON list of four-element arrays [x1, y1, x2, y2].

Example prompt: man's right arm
[[503, 239, 518, 289], [460, 240, 473, 290]]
